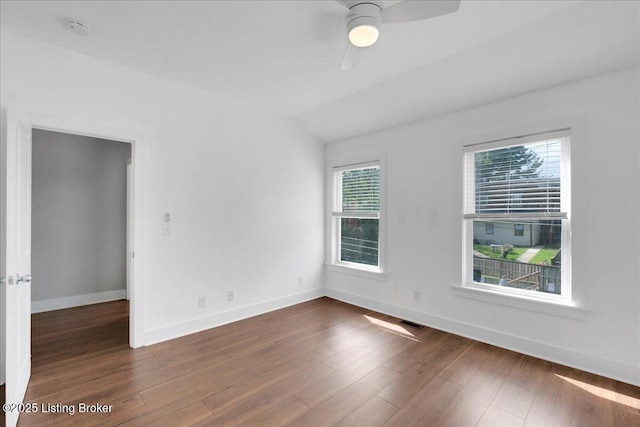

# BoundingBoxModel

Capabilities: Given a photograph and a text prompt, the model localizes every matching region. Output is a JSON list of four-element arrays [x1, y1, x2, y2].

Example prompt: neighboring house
[[473, 221, 539, 246], [473, 177, 561, 246]]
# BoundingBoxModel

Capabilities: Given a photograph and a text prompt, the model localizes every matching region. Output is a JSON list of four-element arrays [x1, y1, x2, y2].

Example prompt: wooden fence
[[473, 257, 561, 294]]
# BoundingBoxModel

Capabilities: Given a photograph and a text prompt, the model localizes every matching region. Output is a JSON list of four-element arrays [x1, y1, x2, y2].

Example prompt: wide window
[[331, 161, 382, 271], [464, 130, 571, 301]]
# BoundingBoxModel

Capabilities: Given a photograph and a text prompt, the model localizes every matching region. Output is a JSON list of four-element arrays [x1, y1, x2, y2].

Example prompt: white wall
[[325, 67, 640, 386], [31, 130, 130, 306], [2, 28, 637, 387], [0, 30, 325, 343]]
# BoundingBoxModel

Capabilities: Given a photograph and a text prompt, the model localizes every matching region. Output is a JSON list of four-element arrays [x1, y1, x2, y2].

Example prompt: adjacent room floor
[[18, 298, 640, 426]]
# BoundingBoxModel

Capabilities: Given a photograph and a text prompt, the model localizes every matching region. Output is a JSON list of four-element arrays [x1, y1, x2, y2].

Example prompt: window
[[485, 223, 494, 235], [331, 161, 382, 272], [463, 130, 571, 302], [514, 224, 524, 236]]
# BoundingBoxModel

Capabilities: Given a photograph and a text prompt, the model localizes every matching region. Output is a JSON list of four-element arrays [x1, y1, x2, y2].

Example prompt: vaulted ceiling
[[1, 1, 638, 142]]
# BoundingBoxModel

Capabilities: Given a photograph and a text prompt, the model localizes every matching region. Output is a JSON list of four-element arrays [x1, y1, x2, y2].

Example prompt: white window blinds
[[464, 130, 570, 219], [333, 163, 380, 217]]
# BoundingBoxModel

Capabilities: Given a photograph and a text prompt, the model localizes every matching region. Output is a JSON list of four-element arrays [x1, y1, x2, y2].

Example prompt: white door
[[1, 102, 32, 427]]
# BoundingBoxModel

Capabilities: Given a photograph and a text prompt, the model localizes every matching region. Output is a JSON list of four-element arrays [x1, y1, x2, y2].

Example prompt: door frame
[[23, 111, 146, 348], [0, 98, 9, 387]]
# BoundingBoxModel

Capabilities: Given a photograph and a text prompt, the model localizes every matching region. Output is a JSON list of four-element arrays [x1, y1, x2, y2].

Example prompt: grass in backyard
[[528, 246, 560, 265], [473, 244, 529, 262]]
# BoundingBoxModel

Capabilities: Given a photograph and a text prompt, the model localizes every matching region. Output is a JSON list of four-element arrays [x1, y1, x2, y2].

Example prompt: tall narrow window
[[514, 224, 525, 236], [464, 130, 571, 301], [485, 223, 494, 235], [332, 162, 382, 271]]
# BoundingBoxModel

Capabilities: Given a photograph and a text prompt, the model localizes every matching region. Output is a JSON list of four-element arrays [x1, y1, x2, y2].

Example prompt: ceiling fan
[[330, 0, 461, 70]]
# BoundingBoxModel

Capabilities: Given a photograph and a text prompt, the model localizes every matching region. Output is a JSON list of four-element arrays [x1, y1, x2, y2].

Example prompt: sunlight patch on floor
[[363, 315, 422, 342], [556, 374, 640, 410]]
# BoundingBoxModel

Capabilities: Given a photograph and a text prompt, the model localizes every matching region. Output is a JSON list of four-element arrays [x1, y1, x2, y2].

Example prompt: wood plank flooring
[[13, 297, 640, 426]]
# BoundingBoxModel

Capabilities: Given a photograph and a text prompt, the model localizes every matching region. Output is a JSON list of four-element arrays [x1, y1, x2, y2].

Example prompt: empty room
[[1, 1, 639, 426]]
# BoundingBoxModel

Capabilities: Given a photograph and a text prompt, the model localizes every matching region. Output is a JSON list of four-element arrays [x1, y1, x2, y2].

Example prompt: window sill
[[326, 263, 387, 281], [452, 284, 590, 320]]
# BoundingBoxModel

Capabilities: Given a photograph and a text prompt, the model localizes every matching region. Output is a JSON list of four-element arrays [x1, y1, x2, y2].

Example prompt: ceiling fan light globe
[[348, 24, 379, 47]]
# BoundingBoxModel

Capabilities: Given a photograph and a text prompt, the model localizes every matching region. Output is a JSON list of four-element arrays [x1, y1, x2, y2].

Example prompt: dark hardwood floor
[[13, 297, 640, 426]]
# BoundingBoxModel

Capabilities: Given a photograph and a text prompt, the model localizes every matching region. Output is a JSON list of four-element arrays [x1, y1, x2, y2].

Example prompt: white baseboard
[[31, 289, 127, 313], [45, 285, 635, 387], [144, 288, 325, 346], [325, 287, 640, 387]]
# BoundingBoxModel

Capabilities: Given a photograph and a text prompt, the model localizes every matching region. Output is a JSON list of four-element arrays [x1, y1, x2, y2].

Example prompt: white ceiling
[[1, 1, 638, 142]]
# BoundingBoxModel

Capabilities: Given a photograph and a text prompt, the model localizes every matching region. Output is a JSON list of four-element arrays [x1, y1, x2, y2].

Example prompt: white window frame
[[328, 157, 385, 276], [462, 129, 572, 305]]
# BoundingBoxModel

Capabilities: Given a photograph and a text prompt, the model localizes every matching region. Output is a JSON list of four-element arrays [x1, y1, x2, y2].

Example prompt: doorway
[[2, 111, 145, 427], [32, 130, 131, 310], [31, 130, 131, 363], [24, 113, 145, 349]]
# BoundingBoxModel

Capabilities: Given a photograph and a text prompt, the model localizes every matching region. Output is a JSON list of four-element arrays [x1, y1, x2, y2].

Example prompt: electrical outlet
[[413, 290, 421, 302], [198, 296, 206, 308], [298, 276, 304, 286], [227, 291, 234, 302]]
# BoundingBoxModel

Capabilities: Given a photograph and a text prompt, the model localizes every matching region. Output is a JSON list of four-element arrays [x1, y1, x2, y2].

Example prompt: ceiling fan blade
[[341, 44, 364, 71], [313, 0, 352, 19], [319, 0, 350, 15], [381, 0, 460, 24]]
